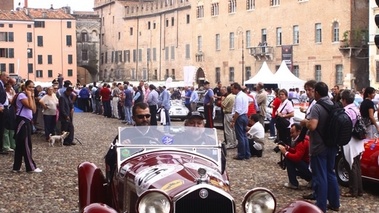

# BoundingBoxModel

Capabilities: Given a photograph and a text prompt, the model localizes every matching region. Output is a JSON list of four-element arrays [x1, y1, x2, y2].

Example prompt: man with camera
[[278, 123, 312, 189]]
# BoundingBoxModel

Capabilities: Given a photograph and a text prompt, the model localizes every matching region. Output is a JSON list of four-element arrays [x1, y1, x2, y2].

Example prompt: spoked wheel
[[335, 154, 349, 187]]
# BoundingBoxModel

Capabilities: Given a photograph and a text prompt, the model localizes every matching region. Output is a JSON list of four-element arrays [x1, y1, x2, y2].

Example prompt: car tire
[[335, 153, 349, 187]]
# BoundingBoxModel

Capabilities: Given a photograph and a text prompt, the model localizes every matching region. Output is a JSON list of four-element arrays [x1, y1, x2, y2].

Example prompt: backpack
[[350, 110, 367, 140], [317, 100, 352, 147]]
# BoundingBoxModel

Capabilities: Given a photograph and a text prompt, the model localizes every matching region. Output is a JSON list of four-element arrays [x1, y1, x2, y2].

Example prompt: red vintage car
[[335, 137, 379, 186], [78, 126, 321, 213]]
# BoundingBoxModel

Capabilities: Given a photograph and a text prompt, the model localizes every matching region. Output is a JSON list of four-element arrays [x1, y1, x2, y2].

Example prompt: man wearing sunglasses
[[132, 102, 152, 126], [119, 102, 163, 145]]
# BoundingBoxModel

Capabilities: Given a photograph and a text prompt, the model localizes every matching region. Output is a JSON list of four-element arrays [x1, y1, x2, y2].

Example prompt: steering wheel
[[131, 136, 160, 145]]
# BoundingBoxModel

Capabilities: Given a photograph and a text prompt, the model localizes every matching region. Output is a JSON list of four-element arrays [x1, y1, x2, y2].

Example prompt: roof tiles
[[0, 8, 75, 21]]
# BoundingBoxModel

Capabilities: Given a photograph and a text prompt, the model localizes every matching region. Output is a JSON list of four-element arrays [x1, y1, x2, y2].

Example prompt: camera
[[273, 141, 286, 153]]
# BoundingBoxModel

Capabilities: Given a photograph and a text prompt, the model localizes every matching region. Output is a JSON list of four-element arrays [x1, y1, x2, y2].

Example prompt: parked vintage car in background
[[78, 126, 322, 213], [335, 136, 379, 187], [156, 100, 190, 121], [168, 100, 190, 121]]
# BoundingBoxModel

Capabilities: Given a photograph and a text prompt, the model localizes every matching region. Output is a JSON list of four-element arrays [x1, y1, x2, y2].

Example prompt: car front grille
[[174, 187, 234, 213]]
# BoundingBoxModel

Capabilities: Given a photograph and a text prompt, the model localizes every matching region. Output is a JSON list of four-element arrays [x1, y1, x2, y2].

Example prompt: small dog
[[49, 131, 70, 147]]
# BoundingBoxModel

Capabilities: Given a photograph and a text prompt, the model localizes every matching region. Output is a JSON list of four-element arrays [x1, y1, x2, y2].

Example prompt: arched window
[[81, 30, 88, 42], [332, 21, 339, 42]]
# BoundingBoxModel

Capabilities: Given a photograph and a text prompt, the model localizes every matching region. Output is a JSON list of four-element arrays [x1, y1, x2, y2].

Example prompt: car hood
[[119, 150, 230, 197]]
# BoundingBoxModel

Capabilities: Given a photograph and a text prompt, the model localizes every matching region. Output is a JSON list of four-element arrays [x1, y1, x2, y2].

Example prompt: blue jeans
[[124, 105, 132, 124], [103, 100, 111, 118], [269, 117, 276, 137], [43, 114, 56, 140], [310, 147, 340, 212], [235, 114, 250, 159], [285, 158, 312, 187]]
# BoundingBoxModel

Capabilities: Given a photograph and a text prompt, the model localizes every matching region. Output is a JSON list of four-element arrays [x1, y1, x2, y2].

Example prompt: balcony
[[195, 51, 204, 62], [248, 46, 274, 60], [339, 30, 368, 58]]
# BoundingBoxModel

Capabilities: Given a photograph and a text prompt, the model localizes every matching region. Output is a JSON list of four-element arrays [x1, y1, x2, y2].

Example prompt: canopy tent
[[244, 61, 277, 86], [274, 61, 306, 90]]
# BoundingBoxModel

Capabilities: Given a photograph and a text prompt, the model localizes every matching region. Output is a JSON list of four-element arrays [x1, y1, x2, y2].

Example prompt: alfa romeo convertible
[[78, 126, 321, 213]]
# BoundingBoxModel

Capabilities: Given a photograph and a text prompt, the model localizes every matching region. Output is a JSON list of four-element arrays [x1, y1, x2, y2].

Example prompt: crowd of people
[[0, 71, 373, 212]]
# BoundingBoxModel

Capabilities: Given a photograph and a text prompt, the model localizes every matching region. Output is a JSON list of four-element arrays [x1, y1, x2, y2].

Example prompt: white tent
[[274, 61, 305, 90], [244, 61, 277, 85]]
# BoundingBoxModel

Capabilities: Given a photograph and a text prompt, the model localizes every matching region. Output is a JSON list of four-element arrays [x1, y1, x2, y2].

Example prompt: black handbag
[[275, 102, 290, 129], [351, 110, 367, 140]]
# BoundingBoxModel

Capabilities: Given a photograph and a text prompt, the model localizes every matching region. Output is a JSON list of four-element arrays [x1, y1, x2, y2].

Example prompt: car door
[[360, 139, 379, 181]]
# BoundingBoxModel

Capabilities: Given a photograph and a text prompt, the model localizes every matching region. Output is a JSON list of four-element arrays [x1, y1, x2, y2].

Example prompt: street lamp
[[237, 27, 245, 85]]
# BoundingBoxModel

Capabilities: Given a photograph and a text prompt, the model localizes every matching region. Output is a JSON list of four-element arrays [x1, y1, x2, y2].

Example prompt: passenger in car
[[182, 111, 211, 145]]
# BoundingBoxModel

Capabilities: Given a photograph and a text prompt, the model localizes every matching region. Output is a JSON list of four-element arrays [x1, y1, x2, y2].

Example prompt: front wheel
[[335, 154, 349, 187]]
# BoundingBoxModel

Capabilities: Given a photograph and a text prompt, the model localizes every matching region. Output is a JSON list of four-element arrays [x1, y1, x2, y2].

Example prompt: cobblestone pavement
[[0, 113, 378, 212]]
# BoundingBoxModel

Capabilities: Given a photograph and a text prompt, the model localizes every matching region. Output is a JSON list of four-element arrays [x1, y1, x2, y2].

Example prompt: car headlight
[[242, 187, 276, 213], [137, 190, 172, 213]]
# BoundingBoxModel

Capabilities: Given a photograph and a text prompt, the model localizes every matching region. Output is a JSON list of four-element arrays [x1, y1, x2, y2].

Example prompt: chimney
[[50, 4, 53, 9], [24, 0, 28, 8]]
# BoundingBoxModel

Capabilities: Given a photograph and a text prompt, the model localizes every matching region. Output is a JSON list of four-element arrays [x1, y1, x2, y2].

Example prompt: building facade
[[369, 0, 379, 89], [94, 0, 369, 89], [0, 7, 77, 84], [73, 11, 101, 85]]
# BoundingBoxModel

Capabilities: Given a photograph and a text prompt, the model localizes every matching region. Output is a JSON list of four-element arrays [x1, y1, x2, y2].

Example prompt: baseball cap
[[187, 111, 204, 120]]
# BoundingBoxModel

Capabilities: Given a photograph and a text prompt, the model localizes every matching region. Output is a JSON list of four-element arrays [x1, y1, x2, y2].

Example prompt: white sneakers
[[12, 168, 42, 173], [31, 168, 42, 173]]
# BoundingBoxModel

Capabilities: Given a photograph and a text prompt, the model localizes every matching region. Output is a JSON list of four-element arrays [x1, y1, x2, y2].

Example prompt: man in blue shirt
[[189, 86, 198, 112], [159, 86, 171, 126], [184, 86, 192, 111], [203, 81, 214, 128], [147, 84, 159, 125], [123, 84, 133, 125]]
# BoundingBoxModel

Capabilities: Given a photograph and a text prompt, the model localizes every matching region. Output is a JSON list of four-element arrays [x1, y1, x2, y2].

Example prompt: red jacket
[[286, 136, 310, 164], [247, 94, 257, 117]]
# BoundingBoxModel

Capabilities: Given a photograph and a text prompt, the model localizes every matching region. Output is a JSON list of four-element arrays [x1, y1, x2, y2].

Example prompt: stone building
[[73, 11, 101, 85], [94, 0, 369, 89]]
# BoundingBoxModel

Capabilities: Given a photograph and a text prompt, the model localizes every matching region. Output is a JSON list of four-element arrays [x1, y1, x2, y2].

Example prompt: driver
[[119, 102, 162, 144]]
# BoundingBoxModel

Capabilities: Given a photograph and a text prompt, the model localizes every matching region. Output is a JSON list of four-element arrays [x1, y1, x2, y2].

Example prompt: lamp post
[[237, 27, 245, 85]]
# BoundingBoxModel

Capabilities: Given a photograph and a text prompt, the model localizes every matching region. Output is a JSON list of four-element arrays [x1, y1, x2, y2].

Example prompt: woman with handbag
[[359, 86, 379, 138], [276, 89, 294, 146]]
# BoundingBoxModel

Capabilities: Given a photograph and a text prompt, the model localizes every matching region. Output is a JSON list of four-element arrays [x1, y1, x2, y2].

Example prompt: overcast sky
[[14, 0, 95, 12]]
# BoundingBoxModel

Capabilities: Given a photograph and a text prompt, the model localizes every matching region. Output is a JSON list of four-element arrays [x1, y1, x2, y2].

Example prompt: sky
[[14, 0, 95, 12]]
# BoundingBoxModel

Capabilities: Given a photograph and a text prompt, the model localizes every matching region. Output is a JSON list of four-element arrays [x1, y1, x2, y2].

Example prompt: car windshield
[[117, 126, 221, 163]]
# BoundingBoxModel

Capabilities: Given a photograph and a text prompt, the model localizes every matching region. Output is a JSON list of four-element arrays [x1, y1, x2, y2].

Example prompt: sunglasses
[[136, 114, 151, 119]]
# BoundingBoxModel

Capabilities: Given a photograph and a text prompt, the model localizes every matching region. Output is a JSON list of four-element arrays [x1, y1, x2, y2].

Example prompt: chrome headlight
[[242, 187, 276, 213], [137, 190, 172, 213]]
